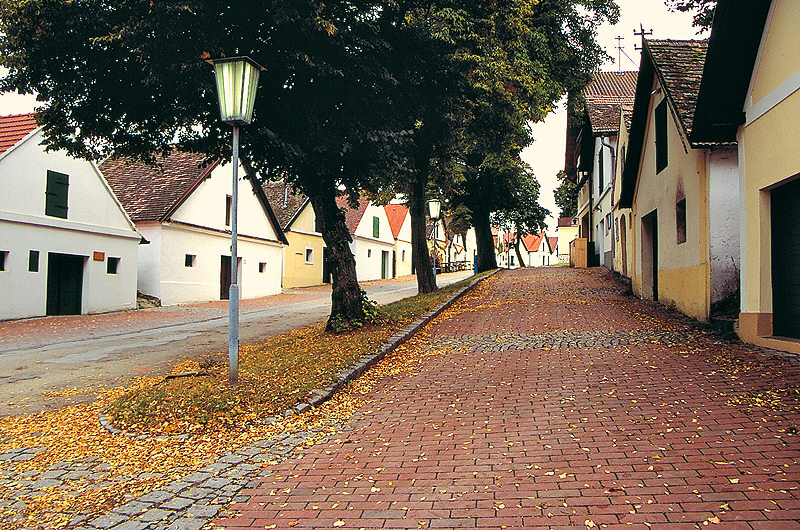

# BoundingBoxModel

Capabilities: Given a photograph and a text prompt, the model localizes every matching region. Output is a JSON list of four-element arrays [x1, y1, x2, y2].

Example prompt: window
[[676, 198, 687, 244], [185, 254, 196, 267], [598, 146, 604, 190], [107, 257, 120, 274], [259, 262, 267, 273], [305, 248, 314, 264], [615, 217, 620, 242], [367, 249, 372, 258], [606, 213, 612, 234], [655, 100, 668, 173], [225, 195, 232, 226], [45, 170, 69, 219], [29, 250, 39, 272], [402, 249, 406, 261], [372, 216, 380, 238], [0, 251, 7, 271]]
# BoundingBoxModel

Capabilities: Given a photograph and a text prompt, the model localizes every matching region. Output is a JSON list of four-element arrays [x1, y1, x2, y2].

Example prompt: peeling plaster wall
[[708, 147, 740, 305]]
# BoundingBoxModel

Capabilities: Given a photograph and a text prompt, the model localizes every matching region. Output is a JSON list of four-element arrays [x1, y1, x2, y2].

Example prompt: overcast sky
[[522, 0, 703, 230], [0, 0, 703, 230]]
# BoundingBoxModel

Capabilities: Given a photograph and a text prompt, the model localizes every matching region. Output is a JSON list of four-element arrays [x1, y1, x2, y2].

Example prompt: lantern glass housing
[[209, 56, 264, 125], [427, 199, 441, 220]]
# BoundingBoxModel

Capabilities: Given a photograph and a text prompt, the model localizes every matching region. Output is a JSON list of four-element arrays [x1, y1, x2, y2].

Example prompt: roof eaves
[[160, 159, 218, 222]]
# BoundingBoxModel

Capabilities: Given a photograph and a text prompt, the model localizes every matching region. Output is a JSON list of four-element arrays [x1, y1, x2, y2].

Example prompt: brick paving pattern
[[212, 267, 800, 529]]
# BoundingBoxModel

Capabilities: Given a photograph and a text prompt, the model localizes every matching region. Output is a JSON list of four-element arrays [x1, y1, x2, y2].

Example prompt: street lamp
[[208, 56, 265, 384], [427, 199, 441, 287]]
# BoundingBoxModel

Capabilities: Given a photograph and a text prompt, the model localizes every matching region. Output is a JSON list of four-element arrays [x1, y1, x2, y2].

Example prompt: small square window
[[0, 251, 7, 271], [29, 250, 39, 272], [258, 262, 267, 273], [185, 254, 196, 267], [676, 198, 687, 244], [107, 257, 120, 274], [305, 248, 314, 264]]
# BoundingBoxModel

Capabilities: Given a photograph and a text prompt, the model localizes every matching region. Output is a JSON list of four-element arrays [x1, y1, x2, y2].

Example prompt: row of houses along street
[[564, 0, 800, 357]]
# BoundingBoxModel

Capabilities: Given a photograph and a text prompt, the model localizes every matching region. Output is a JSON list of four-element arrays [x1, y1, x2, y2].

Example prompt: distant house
[[565, 71, 638, 268], [262, 182, 329, 288], [555, 217, 578, 264], [619, 39, 739, 321], [102, 152, 287, 306], [0, 114, 140, 320], [522, 232, 556, 267], [384, 204, 412, 277], [611, 104, 635, 277], [691, 0, 799, 351], [339, 197, 395, 281]]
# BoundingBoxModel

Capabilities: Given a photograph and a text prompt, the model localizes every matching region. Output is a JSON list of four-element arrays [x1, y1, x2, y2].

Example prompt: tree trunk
[[473, 206, 497, 272], [409, 176, 436, 293], [306, 191, 364, 330], [514, 226, 527, 268]]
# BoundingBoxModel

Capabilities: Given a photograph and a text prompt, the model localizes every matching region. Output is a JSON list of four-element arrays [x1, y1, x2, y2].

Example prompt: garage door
[[771, 178, 800, 338]]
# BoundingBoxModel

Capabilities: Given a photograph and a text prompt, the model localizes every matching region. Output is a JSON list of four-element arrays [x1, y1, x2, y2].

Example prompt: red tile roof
[[548, 237, 558, 254], [557, 217, 576, 227], [584, 71, 638, 99], [522, 233, 544, 252], [336, 196, 370, 235], [0, 113, 38, 156], [100, 151, 217, 222], [384, 204, 408, 239]]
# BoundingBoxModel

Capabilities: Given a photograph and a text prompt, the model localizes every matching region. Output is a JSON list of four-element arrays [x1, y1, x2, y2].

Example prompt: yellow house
[[618, 39, 740, 322], [691, 0, 800, 352], [611, 105, 634, 277], [262, 182, 329, 289], [556, 217, 578, 264]]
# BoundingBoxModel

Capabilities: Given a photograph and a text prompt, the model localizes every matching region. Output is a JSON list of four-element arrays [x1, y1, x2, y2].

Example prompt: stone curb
[[98, 269, 499, 438], [287, 268, 499, 417]]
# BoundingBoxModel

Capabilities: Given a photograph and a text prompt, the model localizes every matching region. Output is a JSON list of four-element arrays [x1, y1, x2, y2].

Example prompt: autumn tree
[[554, 170, 579, 217], [0, 0, 404, 330], [492, 171, 549, 267]]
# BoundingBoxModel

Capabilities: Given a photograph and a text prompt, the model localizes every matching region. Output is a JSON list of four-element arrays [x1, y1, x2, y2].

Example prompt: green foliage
[[554, 170, 579, 217], [666, 0, 716, 31]]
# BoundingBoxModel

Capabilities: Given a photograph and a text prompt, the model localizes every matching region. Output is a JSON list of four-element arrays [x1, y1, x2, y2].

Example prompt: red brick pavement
[[214, 268, 800, 529]]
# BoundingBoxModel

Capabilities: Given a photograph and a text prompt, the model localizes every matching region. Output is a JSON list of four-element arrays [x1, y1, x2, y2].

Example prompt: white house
[[384, 204, 413, 277], [340, 197, 395, 281], [0, 113, 141, 320], [101, 151, 288, 306], [522, 233, 557, 267]]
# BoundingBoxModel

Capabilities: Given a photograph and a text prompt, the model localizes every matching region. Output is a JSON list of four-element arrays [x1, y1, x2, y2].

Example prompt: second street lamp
[[427, 199, 441, 287], [208, 56, 265, 384]]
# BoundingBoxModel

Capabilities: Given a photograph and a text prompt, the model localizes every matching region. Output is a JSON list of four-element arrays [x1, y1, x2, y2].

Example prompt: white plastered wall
[[708, 147, 740, 305]]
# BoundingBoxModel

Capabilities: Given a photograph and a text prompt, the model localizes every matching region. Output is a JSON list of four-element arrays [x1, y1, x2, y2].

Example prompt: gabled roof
[[691, 0, 771, 144], [101, 151, 216, 223], [619, 39, 708, 208], [336, 196, 370, 235], [557, 217, 576, 227], [0, 113, 38, 156], [584, 71, 638, 99], [522, 233, 544, 253], [101, 150, 288, 244], [647, 39, 708, 137], [384, 204, 408, 239], [548, 237, 558, 254], [261, 181, 310, 231]]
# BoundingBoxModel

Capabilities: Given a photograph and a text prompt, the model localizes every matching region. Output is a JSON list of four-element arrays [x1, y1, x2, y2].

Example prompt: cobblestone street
[[3, 267, 800, 529], [214, 267, 800, 529]]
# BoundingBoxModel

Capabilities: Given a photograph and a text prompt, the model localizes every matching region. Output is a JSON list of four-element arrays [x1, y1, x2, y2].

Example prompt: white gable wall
[[352, 203, 396, 281], [0, 131, 139, 320]]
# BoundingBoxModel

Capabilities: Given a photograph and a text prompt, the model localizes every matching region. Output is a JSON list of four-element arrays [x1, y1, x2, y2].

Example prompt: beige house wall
[[738, 1, 800, 353], [631, 77, 711, 321]]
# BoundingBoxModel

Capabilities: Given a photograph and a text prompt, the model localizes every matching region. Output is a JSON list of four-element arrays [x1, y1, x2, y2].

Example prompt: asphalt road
[[0, 271, 473, 416]]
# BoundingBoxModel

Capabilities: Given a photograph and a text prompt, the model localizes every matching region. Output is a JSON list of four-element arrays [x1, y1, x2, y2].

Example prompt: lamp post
[[427, 199, 441, 287], [208, 56, 265, 384]]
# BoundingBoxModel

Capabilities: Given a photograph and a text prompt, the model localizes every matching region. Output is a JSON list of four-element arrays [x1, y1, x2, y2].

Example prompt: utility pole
[[615, 36, 624, 73]]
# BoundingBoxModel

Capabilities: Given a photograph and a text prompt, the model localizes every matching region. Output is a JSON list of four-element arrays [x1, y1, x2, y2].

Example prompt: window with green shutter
[[45, 170, 69, 219], [373, 216, 379, 238]]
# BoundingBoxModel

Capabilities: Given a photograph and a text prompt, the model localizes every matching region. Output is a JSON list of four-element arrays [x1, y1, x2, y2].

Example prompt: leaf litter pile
[[0, 274, 488, 529]]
